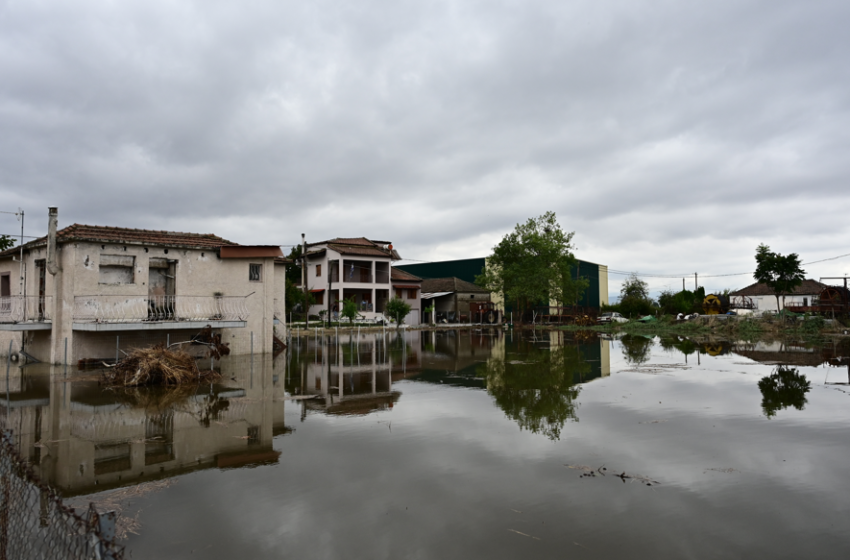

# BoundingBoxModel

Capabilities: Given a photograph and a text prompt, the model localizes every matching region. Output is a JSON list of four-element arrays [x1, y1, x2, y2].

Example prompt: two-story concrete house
[[302, 237, 421, 325], [0, 208, 285, 363]]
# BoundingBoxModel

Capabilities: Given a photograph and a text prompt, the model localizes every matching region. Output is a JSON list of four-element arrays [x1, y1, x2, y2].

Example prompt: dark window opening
[[249, 264, 262, 282]]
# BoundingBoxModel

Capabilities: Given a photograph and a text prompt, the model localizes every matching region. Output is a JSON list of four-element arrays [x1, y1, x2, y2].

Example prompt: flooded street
[[6, 330, 850, 559]]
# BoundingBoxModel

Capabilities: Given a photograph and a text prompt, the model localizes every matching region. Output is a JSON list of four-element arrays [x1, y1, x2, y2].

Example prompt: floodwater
[[5, 329, 850, 559]]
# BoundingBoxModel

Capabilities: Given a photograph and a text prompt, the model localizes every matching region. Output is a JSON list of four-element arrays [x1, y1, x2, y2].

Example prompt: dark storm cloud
[[1, 0, 848, 293]]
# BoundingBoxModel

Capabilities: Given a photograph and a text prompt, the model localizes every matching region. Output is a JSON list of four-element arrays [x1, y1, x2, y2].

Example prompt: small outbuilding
[[420, 277, 497, 324]]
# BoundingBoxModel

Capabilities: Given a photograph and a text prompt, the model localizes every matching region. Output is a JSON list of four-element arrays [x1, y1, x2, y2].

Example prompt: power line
[[607, 251, 850, 280]]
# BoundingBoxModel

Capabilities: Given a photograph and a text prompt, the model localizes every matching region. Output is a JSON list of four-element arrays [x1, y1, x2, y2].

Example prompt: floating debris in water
[[101, 344, 219, 387]]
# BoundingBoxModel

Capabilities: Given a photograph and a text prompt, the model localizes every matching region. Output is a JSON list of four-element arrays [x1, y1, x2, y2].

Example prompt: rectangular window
[[408, 289, 417, 300], [0, 273, 10, 297], [99, 255, 135, 284], [249, 263, 262, 282], [314, 291, 324, 305], [316, 264, 322, 277], [395, 289, 402, 299]]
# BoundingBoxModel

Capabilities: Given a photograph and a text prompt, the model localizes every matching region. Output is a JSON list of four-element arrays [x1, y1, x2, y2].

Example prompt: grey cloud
[[2, 0, 849, 293]]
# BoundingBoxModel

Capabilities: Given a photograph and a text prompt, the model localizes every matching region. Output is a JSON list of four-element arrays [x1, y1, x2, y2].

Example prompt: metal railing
[[0, 296, 52, 324], [73, 295, 249, 323]]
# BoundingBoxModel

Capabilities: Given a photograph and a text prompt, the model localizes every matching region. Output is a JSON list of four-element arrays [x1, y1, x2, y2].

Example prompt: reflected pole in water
[[5, 340, 11, 416]]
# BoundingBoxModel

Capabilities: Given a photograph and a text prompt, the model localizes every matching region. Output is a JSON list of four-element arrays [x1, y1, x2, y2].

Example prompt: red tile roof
[[731, 279, 827, 297], [309, 237, 389, 247], [391, 268, 422, 282], [421, 277, 489, 293], [327, 244, 393, 258], [0, 224, 237, 257]]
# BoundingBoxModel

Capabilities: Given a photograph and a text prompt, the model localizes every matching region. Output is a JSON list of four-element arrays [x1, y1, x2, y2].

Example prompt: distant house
[[0, 209, 284, 363], [302, 237, 421, 324], [421, 277, 494, 324], [730, 279, 826, 312]]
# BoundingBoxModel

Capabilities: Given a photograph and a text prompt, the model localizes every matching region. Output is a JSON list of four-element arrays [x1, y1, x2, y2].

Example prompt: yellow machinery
[[702, 294, 729, 315]]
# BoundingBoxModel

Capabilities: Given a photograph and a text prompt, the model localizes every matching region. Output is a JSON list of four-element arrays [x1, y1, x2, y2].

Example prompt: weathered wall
[[2, 241, 279, 362]]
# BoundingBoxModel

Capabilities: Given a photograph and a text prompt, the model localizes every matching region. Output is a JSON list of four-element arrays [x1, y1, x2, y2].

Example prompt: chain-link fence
[[0, 429, 124, 560]]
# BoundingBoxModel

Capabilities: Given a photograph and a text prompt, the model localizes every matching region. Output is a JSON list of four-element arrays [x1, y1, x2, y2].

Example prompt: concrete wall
[[2, 241, 283, 362]]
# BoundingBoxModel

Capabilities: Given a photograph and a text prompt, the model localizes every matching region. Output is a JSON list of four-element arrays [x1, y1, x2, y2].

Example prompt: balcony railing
[[0, 296, 53, 323], [73, 295, 249, 323]]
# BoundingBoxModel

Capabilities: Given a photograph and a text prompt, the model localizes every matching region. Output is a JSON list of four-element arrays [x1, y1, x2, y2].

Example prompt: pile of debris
[[101, 344, 218, 387]]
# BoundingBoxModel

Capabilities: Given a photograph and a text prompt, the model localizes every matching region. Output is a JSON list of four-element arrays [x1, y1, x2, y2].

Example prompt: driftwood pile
[[101, 344, 219, 387]]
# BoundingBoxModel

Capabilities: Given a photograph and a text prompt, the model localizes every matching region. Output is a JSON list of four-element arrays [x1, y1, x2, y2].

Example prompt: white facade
[[302, 238, 419, 325], [0, 220, 285, 363]]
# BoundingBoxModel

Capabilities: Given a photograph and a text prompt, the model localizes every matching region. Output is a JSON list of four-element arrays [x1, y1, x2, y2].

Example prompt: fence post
[[115, 336, 119, 364]]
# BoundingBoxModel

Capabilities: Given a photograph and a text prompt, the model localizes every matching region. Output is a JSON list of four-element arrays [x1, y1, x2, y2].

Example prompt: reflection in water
[[620, 334, 653, 365], [478, 339, 589, 440], [0, 354, 287, 498], [658, 335, 699, 356], [758, 365, 812, 418], [9, 331, 850, 559]]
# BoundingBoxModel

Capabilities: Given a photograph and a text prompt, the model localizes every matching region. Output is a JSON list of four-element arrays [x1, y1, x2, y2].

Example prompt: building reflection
[[1, 354, 288, 498], [1, 329, 615, 497], [284, 331, 419, 417]]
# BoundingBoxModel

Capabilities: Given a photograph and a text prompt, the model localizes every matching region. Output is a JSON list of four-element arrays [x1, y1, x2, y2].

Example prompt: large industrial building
[[395, 257, 608, 314]]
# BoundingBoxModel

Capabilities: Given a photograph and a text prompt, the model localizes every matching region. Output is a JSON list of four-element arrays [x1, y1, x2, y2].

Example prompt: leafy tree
[[657, 288, 704, 315], [284, 277, 315, 315], [621, 273, 649, 301], [618, 273, 654, 317], [340, 297, 359, 324], [754, 244, 805, 312], [476, 212, 586, 320], [0, 235, 13, 251], [477, 341, 588, 440], [385, 297, 411, 328], [758, 365, 811, 418], [620, 334, 653, 365], [285, 245, 303, 281]]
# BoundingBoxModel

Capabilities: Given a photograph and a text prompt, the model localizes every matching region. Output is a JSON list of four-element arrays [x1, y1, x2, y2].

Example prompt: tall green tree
[[753, 244, 805, 312], [618, 273, 654, 317], [0, 235, 14, 251], [476, 212, 586, 319]]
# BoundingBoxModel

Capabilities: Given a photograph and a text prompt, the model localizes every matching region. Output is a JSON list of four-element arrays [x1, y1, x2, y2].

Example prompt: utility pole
[[327, 267, 333, 329], [694, 273, 698, 291], [682, 278, 685, 292]]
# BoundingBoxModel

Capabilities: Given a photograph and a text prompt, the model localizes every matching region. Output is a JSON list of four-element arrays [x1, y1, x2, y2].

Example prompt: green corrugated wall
[[396, 257, 604, 309]]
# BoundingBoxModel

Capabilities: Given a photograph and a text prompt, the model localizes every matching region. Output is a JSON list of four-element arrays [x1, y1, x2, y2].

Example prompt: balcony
[[72, 295, 249, 331], [0, 296, 53, 330]]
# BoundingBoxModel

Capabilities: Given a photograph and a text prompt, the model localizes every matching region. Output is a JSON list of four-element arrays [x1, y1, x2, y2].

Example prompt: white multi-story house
[[302, 237, 421, 325], [0, 208, 286, 363]]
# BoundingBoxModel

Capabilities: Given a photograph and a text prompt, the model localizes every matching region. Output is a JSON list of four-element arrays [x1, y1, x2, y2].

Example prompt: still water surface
[[8, 330, 850, 559]]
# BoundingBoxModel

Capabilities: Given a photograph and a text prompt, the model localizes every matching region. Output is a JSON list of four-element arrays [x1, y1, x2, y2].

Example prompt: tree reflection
[[758, 365, 811, 418], [620, 334, 653, 365], [478, 343, 589, 440]]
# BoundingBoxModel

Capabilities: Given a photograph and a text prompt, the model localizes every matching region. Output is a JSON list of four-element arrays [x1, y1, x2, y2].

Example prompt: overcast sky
[[1, 0, 848, 298]]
